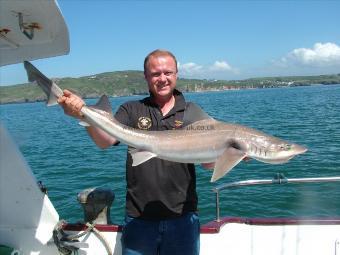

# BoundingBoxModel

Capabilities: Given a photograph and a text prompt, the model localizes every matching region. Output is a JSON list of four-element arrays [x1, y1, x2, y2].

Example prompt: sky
[[1, 0, 340, 86]]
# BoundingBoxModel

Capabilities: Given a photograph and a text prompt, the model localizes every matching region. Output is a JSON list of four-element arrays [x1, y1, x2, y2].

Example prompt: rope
[[85, 223, 113, 255], [53, 220, 112, 255]]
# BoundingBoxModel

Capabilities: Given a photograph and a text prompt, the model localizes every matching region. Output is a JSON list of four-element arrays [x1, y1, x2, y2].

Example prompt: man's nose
[[159, 73, 167, 82]]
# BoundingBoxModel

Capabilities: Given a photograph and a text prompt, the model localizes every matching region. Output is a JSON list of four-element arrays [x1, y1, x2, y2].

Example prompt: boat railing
[[212, 173, 340, 222]]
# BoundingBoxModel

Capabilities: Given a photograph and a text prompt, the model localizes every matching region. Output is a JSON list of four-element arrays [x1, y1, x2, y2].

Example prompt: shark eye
[[279, 144, 292, 151]]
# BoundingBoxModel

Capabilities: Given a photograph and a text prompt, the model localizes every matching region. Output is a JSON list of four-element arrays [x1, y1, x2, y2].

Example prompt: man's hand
[[58, 89, 85, 119], [201, 162, 215, 169], [243, 156, 251, 162]]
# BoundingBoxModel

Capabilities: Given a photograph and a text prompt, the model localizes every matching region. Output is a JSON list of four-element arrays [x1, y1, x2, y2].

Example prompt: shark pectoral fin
[[210, 148, 246, 182], [129, 149, 157, 166], [79, 120, 90, 127]]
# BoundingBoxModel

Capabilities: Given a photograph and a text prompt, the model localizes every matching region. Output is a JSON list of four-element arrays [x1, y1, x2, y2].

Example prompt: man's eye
[[150, 71, 176, 78], [151, 73, 161, 78], [164, 71, 175, 76]]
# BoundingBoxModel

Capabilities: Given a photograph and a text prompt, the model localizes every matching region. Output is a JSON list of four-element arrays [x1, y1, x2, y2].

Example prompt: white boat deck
[[59, 218, 340, 255], [200, 217, 340, 255], [13, 217, 335, 255]]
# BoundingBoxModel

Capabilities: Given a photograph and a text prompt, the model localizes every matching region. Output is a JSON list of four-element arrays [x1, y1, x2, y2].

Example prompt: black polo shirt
[[114, 90, 208, 220]]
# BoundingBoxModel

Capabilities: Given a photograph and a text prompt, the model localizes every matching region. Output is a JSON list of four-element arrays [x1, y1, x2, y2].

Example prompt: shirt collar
[[146, 89, 186, 113], [171, 89, 186, 112]]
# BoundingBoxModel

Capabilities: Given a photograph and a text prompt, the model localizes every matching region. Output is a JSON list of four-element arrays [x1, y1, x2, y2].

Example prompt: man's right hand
[[58, 89, 118, 148], [58, 89, 85, 119]]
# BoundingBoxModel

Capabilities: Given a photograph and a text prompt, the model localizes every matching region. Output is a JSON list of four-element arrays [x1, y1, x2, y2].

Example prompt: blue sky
[[1, 0, 340, 86]]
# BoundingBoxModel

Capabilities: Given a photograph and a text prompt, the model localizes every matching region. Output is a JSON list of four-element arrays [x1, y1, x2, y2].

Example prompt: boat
[[1, 1, 340, 254]]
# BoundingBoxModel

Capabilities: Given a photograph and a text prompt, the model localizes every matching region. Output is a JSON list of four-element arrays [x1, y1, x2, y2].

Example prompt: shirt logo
[[137, 117, 152, 130], [174, 120, 183, 129]]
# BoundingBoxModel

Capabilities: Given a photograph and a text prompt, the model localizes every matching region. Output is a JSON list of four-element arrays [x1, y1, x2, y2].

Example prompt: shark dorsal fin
[[91, 95, 113, 115], [81, 95, 113, 127]]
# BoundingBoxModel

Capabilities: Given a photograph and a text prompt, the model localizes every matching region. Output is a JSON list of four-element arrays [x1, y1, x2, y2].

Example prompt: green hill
[[0, 71, 339, 104]]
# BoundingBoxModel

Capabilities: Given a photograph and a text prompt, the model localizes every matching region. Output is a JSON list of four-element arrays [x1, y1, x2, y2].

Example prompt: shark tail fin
[[46, 83, 61, 106], [23, 61, 63, 106]]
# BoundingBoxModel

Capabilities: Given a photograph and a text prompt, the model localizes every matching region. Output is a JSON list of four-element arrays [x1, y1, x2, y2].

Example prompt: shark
[[24, 60, 307, 182]]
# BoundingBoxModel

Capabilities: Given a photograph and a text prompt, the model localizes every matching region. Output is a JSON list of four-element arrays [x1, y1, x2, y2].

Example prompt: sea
[[1, 84, 340, 224]]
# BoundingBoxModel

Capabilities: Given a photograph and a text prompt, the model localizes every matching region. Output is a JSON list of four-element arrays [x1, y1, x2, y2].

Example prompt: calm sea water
[[1, 85, 340, 224]]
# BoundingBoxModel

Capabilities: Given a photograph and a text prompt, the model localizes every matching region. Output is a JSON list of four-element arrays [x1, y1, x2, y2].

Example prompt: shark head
[[251, 140, 307, 164]]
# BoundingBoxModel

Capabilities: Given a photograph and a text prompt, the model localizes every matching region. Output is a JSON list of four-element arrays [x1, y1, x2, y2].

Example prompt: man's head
[[144, 49, 178, 100], [144, 49, 178, 74]]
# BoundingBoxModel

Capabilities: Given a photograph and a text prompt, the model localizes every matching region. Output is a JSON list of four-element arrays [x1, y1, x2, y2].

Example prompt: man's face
[[144, 55, 177, 99]]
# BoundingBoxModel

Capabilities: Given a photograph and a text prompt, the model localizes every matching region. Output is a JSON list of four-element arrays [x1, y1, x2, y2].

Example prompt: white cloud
[[178, 62, 203, 75], [210, 61, 233, 71], [280, 42, 340, 67], [178, 60, 239, 79]]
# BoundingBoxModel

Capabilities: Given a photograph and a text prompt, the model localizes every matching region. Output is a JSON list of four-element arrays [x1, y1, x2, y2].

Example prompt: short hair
[[144, 49, 178, 74]]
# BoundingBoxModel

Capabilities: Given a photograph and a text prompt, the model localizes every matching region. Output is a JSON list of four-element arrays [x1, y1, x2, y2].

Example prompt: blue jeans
[[121, 212, 200, 255]]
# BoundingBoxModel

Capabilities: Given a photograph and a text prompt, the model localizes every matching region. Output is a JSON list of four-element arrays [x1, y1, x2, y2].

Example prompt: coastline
[[1, 72, 339, 105]]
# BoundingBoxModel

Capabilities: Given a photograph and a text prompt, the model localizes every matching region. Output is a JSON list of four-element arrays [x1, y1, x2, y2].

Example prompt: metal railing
[[212, 173, 340, 222]]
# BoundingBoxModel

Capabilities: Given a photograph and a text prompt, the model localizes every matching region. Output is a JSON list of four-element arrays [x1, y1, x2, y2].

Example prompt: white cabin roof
[[0, 0, 69, 66]]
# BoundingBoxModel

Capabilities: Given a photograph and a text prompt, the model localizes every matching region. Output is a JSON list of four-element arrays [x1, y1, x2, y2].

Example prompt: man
[[58, 49, 211, 255]]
